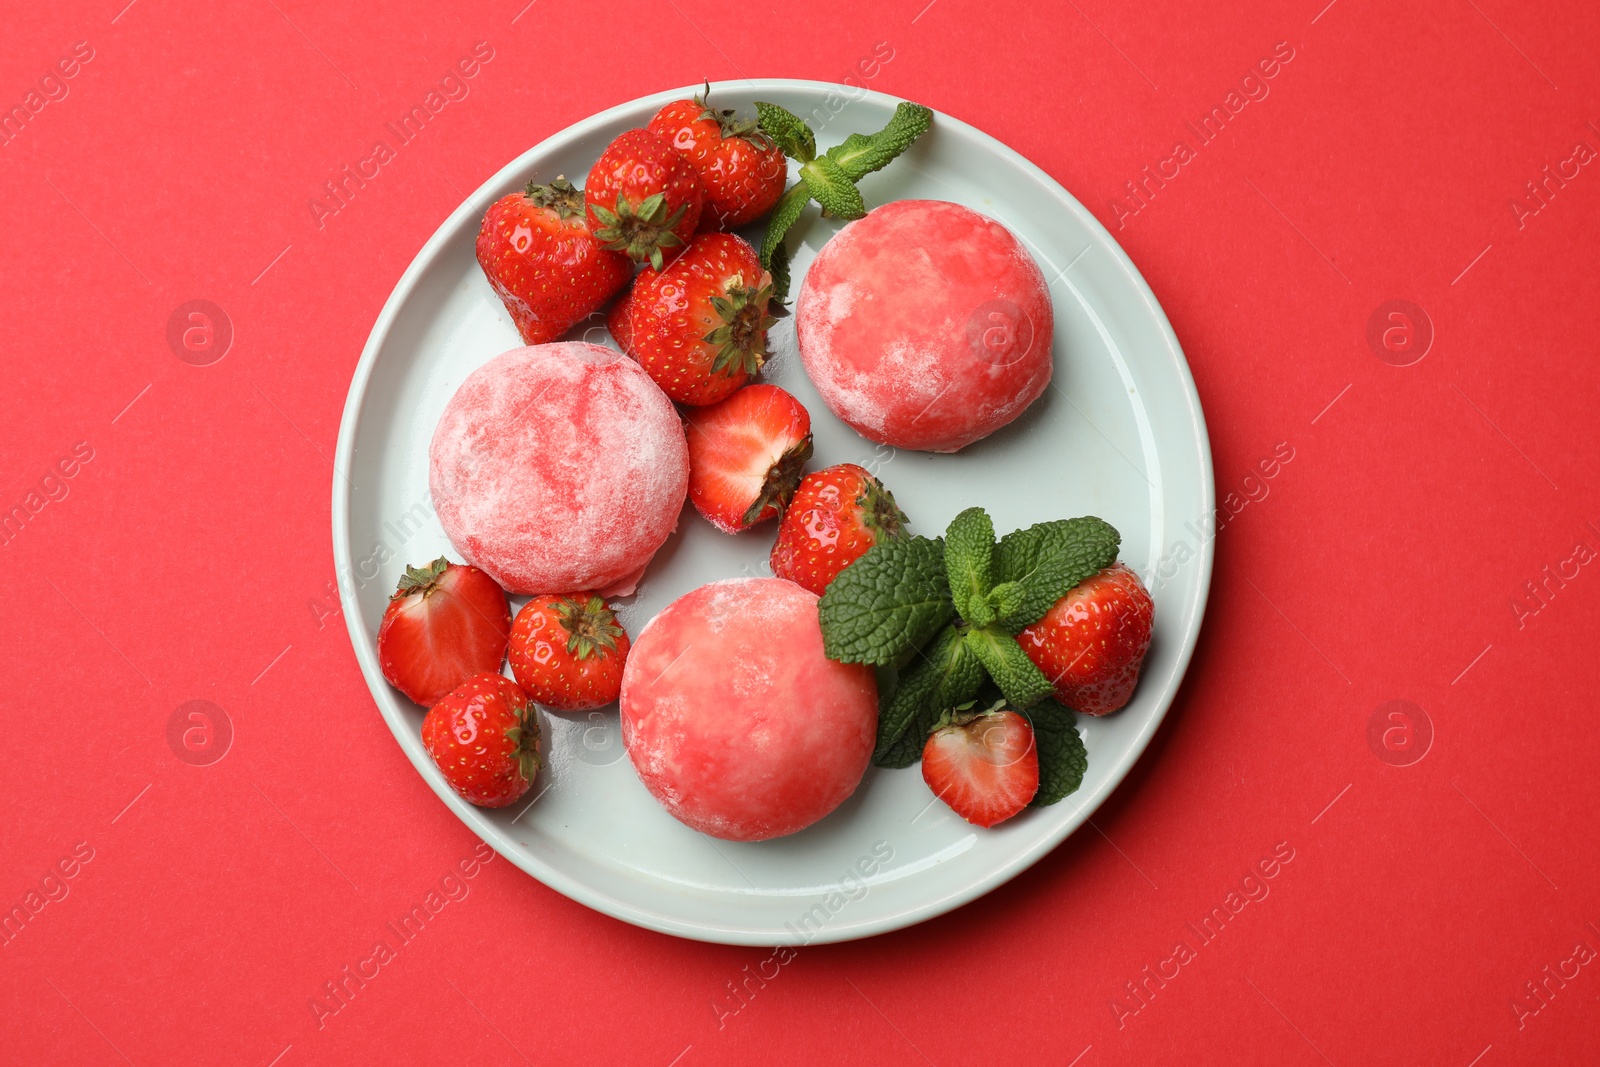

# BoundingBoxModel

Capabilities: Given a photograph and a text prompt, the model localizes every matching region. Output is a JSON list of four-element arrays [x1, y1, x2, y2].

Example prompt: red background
[[4, 0, 1598, 1064]]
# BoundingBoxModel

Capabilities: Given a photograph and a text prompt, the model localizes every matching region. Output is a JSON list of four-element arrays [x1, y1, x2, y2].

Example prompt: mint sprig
[[1025, 700, 1088, 806], [817, 506, 1124, 771], [753, 99, 933, 302]]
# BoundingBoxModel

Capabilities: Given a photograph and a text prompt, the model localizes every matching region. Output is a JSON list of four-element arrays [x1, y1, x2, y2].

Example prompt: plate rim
[[332, 77, 1215, 945]]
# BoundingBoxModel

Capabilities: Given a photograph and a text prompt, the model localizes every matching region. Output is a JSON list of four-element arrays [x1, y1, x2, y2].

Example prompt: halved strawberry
[[377, 558, 510, 707], [921, 706, 1039, 828], [684, 384, 812, 533]]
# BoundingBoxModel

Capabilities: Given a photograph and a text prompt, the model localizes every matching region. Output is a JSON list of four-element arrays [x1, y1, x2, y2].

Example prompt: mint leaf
[[799, 155, 867, 219], [985, 580, 1025, 620], [873, 624, 986, 767], [944, 506, 996, 625], [759, 180, 812, 269], [993, 516, 1121, 632], [819, 536, 953, 665], [1026, 700, 1087, 806], [767, 240, 792, 307], [754, 102, 815, 162], [964, 628, 1054, 708], [826, 102, 933, 181]]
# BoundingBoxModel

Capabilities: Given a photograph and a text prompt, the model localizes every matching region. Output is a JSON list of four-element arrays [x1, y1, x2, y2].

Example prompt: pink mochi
[[620, 578, 878, 842], [796, 199, 1054, 453], [429, 342, 689, 596]]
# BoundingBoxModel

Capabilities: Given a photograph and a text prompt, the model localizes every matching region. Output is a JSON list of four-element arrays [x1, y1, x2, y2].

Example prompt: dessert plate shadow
[[333, 79, 1214, 945]]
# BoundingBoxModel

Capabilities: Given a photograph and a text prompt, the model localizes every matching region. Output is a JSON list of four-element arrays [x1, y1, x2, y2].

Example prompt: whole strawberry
[[509, 594, 630, 711], [608, 232, 775, 406], [476, 178, 632, 345], [770, 464, 908, 595], [422, 672, 540, 808], [1017, 562, 1154, 715], [377, 558, 511, 707], [585, 128, 705, 270], [684, 384, 813, 533], [647, 85, 787, 230], [922, 705, 1039, 828]]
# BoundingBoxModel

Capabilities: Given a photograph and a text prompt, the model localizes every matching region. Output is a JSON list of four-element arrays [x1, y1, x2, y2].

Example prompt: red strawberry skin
[[475, 180, 631, 345], [684, 385, 813, 533], [608, 232, 773, 406], [647, 97, 786, 230], [1017, 562, 1154, 715], [508, 594, 630, 711], [922, 709, 1039, 828], [377, 558, 511, 707], [770, 464, 908, 595], [584, 128, 705, 267], [422, 672, 540, 808]]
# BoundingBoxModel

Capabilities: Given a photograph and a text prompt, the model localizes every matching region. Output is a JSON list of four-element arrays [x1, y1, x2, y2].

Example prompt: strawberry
[[647, 85, 787, 230], [921, 705, 1039, 828], [422, 672, 540, 808], [377, 558, 511, 707], [1017, 562, 1154, 715], [608, 232, 775, 406], [770, 464, 908, 595], [684, 384, 813, 533], [475, 178, 632, 346], [508, 593, 630, 711], [585, 128, 705, 270]]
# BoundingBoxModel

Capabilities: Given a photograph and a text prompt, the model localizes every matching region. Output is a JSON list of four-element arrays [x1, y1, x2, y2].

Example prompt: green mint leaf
[[873, 624, 985, 767], [826, 101, 933, 182], [759, 180, 811, 269], [992, 516, 1121, 632], [1026, 700, 1087, 806], [985, 580, 1026, 620], [944, 506, 996, 625], [767, 239, 792, 307], [964, 628, 1055, 708], [755, 102, 816, 162], [799, 155, 867, 220], [819, 535, 953, 665]]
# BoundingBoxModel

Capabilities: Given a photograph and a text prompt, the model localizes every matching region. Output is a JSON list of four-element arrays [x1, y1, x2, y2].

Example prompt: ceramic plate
[[333, 79, 1213, 945]]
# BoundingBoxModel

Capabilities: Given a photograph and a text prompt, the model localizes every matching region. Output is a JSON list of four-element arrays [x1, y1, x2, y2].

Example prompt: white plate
[[333, 80, 1213, 945]]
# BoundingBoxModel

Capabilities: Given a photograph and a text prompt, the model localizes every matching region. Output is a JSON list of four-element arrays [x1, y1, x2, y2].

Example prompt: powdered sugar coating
[[619, 577, 877, 842], [796, 199, 1054, 452], [429, 342, 689, 595]]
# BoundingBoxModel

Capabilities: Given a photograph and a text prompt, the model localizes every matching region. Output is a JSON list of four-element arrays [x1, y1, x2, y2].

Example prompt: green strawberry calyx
[[393, 557, 449, 600], [590, 191, 688, 270], [704, 278, 777, 379], [503, 709, 542, 786], [552, 595, 625, 661], [856, 475, 908, 543], [523, 176, 585, 219], [741, 435, 815, 528], [694, 82, 773, 150]]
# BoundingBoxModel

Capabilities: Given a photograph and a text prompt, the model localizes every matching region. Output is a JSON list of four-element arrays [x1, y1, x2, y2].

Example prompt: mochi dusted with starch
[[620, 578, 877, 842], [429, 342, 689, 597], [796, 199, 1053, 453]]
